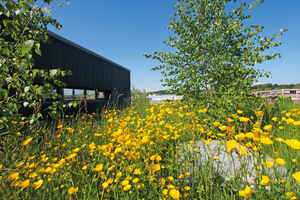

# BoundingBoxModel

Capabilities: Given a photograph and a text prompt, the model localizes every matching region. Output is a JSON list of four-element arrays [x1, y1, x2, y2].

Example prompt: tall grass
[[0, 96, 300, 199]]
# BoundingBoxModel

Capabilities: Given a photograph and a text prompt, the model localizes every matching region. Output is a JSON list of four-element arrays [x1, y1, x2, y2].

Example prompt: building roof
[[46, 30, 130, 72]]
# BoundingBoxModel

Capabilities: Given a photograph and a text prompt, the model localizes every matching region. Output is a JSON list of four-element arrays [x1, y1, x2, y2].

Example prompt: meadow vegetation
[[1, 0, 298, 199], [1, 96, 300, 199]]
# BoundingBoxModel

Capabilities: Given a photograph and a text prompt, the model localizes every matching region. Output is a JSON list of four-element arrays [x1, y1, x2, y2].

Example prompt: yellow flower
[[226, 140, 238, 152], [263, 125, 272, 131], [169, 189, 180, 199], [116, 172, 122, 177], [237, 110, 243, 114], [179, 174, 184, 179], [23, 137, 33, 146], [286, 118, 295, 124], [260, 137, 273, 145], [276, 158, 286, 165], [185, 172, 190, 176], [292, 171, 300, 183], [239, 117, 249, 123], [72, 148, 80, 153], [44, 167, 52, 173], [11, 180, 21, 187], [156, 155, 162, 161], [286, 139, 300, 150], [293, 121, 300, 126], [8, 172, 19, 180], [255, 110, 264, 116], [123, 184, 131, 191], [153, 164, 161, 171], [82, 165, 88, 170], [163, 189, 168, 195], [121, 180, 129, 186], [159, 178, 166, 186], [57, 124, 63, 129], [11, 121, 17, 124], [235, 133, 246, 141], [132, 178, 139, 183], [184, 186, 190, 191], [232, 113, 238, 119], [102, 182, 109, 189], [17, 132, 21, 136], [32, 179, 43, 190], [262, 161, 274, 168], [68, 187, 78, 194], [29, 172, 38, 179], [0, 165, 2, 169], [141, 135, 150, 144], [168, 176, 174, 181], [89, 142, 96, 150], [218, 125, 228, 131], [16, 162, 24, 168], [246, 132, 254, 139], [107, 178, 113, 184], [271, 117, 278, 122], [292, 159, 297, 163], [276, 138, 285, 143], [260, 175, 270, 186], [92, 164, 103, 171], [213, 122, 220, 127], [239, 186, 252, 198], [227, 118, 234, 123]]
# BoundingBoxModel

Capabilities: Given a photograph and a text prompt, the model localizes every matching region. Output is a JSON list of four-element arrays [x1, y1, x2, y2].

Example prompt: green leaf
[[18, 63, 28, 71], [21, 40, 34, 56], [50, 69, 58, 76], [23, 102, 29, 107], [24, 86, 30, 93]]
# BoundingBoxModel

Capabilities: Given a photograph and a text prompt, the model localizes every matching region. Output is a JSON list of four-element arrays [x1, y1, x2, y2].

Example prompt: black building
[[28, 31, 131, 116]]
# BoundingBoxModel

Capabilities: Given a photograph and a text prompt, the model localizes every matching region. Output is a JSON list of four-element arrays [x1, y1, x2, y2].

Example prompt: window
[[63, 88, 108, 101], [74, 89, 84, 100], [98, 91, 105, 99], [290, 90, 296, 94], [86, 90, 96, 100], [63, 88, 74, 100]]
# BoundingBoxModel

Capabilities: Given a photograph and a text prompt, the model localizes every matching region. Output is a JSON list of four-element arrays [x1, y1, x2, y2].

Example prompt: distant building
[[253, 88, 300, 101], [146, 94, 183, 104]]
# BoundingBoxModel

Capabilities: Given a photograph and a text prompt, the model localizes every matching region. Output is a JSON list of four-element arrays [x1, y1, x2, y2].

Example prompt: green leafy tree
[[0, 0, 74, 135], [144, 0, 286, 113]]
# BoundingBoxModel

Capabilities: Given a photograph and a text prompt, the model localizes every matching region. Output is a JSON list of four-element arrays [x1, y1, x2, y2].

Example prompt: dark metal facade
[[33, 31, 131, 104]]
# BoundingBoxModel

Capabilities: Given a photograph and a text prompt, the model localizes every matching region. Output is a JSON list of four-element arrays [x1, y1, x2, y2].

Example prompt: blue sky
[[44, 0, 300, 92]]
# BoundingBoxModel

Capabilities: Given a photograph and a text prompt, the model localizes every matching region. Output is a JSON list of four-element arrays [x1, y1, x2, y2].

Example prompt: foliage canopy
[[0, 0, 73, 134], [144, 0, 287, 112]]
